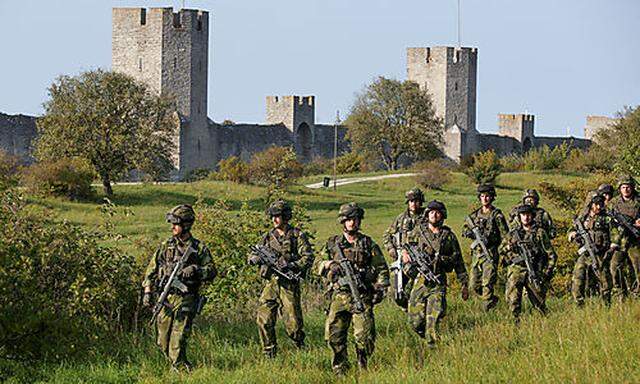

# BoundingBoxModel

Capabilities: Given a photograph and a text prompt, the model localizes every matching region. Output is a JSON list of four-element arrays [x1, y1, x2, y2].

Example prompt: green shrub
[[522, 142, 572, 171], [184, 168, 212, 182], [248, 146, 303, 187], [0, 150, 21, 190], [561, 147, 612, 173], [336, 152, 367, 174], [499, 153, 524, 172], [21, 158, 95, 200], [464, 150, 502, 184], [212, 156, 250, 183], [414, 160, 452, 190], [302, 157, 332, 176], [0, 189, 137, 360]]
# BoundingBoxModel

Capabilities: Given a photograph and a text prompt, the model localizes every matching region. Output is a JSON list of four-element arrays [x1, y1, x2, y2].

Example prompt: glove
[[327, 262, 342, 283], [181, 265, 200, 279], [388, 248, 398, 259], [276, 257, 290, 271], [142, 292, 152, 308], [463, 229, 474, 239], [461, 285, 469, 301], [248, 254, 261, 266]]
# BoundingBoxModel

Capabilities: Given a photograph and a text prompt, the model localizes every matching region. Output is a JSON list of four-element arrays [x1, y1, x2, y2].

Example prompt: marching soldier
[[501, 205, 556, 322], [462, 184, 509, 311], [247, 200, 314, 358], [609, 175, 640, 299], [510, 189, 557, 239], [142, 205, 217, 371], [598, 183, 615, 206], [402, 200, 469, 346], [316, 203, 389, 375], [382, 188, 425, 309], [568, 192, 618, 306]]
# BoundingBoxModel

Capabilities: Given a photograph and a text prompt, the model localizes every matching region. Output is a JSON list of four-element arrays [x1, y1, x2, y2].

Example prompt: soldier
[[568, 192, 618, 306], [402, 200, 469, 346], [598, 183, 614, 206], [382, 187, 425, 309], [462, 184, 509, 311], [247, 200, 314, 358], [609, 175, 640, 299], [509, 189, 557, 239], [316, 203, 389, 375], [142, 205, 217, 371], [500, 205, 556, 322]]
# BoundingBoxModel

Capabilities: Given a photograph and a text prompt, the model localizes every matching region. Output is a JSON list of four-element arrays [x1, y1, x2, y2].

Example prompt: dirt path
[[305, 173, 418, 189]]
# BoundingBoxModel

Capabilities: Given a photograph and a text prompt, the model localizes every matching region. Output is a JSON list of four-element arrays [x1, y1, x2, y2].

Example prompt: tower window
[[140, 9, 146, 25], [174, 57, 177, 70], [455, 82, 458, 91], [454, 114, 458, 124], [139, 58, 142, 71], [197, 16, 203, 31], [199, 60, 202, 71], [173, 13, 181, 28], [197, 139, 201, 152]]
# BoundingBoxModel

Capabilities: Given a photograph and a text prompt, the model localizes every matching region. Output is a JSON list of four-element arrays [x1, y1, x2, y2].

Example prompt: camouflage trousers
[[390, 271, 414, 310], [156, 293, 196, 367], [325, 291, 375, 373], [469, 249, 499, 311], [407, 280, 446, 345], [256, 277, 305, 356], [505, 265, 547, 319], [610, 245, 640, 299], [571, 254, 611, 305]]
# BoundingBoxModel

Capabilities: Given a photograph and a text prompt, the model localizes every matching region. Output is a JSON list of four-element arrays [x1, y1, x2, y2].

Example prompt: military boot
[[356, 349, 368, 370]]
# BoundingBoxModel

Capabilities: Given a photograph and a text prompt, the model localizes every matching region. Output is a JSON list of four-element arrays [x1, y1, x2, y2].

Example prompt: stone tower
[[266, 96, 315, 162], [112, 7, 216, 176], [407, 46, 478, 160], [498, 114, 535, 152]]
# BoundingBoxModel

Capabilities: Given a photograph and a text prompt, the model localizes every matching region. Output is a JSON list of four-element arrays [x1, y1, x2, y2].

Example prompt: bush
[[248, 146, 303, 187], [0, 150, 21, 189], [561, 146, 612, 173], [464, 150, 502, 185], [212, 156, 250, 183], [184, 168, 212, 182], [21, 158, 95, 200], [0, 189, 137, 360], [522, 142, 572, 171], [336, 152, 367, 174], [302, 157, 332, 176], [414, 160, 452, 190], [499, 154, 524, 172]]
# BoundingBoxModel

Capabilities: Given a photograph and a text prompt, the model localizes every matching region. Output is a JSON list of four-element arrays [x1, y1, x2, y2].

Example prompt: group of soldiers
[[141, 174, 640, 374]]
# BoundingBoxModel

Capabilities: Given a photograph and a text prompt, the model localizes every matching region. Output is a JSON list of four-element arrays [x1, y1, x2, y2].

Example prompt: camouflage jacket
[[500, 224, 556, 273], [610, 195, 640, 246], [142, 236, 217, 294], [568, 213, 620, 254], [510, 206, 557, 239], [382, 208, 424, 254], [317, 232, 390, 293], [257, 224, 315, 274], [462, 206, 509, 249], [405, 223, 468, 287]]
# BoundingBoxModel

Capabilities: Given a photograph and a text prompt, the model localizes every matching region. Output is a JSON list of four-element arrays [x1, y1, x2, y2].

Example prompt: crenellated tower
[[266, 95, 315, 162]]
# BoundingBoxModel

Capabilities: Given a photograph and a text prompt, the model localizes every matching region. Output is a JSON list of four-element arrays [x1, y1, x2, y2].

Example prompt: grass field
[[9, 171, 640, 383]]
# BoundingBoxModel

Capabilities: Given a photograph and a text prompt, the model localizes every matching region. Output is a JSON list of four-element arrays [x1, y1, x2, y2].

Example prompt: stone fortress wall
[[0, 6, 612, 174]]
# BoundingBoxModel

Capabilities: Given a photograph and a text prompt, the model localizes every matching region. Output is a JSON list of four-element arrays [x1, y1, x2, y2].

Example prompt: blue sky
[[0, 0, 638, 137]]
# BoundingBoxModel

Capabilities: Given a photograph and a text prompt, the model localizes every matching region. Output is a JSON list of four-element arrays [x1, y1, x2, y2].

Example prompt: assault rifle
[[465, 216, 492, 260], [510, 230, 545, 304], [607, 210, 640, 240], [572, 216, 602, 280], [402, 243, 440, 285], [333, 244, 366, 313], [249, 245, 302, 283], [150, 246, 195, 325], [389, 232, 404, 301]]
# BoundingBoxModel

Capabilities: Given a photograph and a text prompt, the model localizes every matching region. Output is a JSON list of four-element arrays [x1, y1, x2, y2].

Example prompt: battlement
[[407, 46, 477, 65], [112, 7, 207, 31], [498, 113, 535, 122], [267, 95, 314, 107]]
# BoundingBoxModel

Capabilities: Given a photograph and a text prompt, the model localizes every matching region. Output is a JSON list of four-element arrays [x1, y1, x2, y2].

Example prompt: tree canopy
[[595, 106, 640, 176], [345, 77, 443, 170], [35, 69, 177, 195]]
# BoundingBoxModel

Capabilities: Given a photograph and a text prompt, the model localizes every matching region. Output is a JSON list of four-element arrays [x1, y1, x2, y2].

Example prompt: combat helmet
[[267, 199, 293, 221], [477, 184, 497, 198], [597, 183, 614, 197], [617, 174, 637, 189], [166, 204, 196, 230], [405, 187, 425, 203], [522, 189, 540, 205], [587, 190, 605, 206], [338, 202, 365, 223], [515, 204, 535, 215], [425, 200, 447, 220]]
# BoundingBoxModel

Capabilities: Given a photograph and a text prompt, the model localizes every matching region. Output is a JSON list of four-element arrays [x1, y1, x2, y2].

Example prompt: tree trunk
[[102, 173, 113, 196]]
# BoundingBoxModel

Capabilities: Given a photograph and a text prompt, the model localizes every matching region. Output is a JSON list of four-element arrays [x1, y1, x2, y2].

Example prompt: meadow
[[9, 171, 640, 383]]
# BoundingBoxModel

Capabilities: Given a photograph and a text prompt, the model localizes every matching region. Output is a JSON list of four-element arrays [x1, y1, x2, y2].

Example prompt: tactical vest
[[264, 226, 301, 263], [329, 234, 377, 286], [582, 214, 612, 252], [469, 208, 503, 247], [509, 227, 548, 272], [612, 195, 640, 219], [414, 224, 458, 274], [158, 238, 202, 293]]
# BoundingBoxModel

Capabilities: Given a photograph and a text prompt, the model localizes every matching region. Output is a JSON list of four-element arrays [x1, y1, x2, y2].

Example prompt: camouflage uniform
[[462, 185, 509, 311], [317, 203, 389, 374], [509, 189, 557, 239], [568, 196, 617, 306], [609, 176, 640, 299], [501, 205, 556, 320], [382, 188, 425, 308], [250, 201, 314, 357], [404, 200, 468, 345], [142, 205, 217, 369]]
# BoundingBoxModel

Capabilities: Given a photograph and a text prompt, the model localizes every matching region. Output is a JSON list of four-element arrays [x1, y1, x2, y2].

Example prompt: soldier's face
[[603, 193, 612, 203], [591, 202, 603, 215], [479, 193, 492, 206], [524, 197, 537, 207], [172, 223, 183, 237], [408, 200, 422, 213], [272, 215, 284, 228], [343, 218, 360, 232], [520, 212, 533, 226], [620, 184, 634, 198], [428, 210, 443, 224]]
